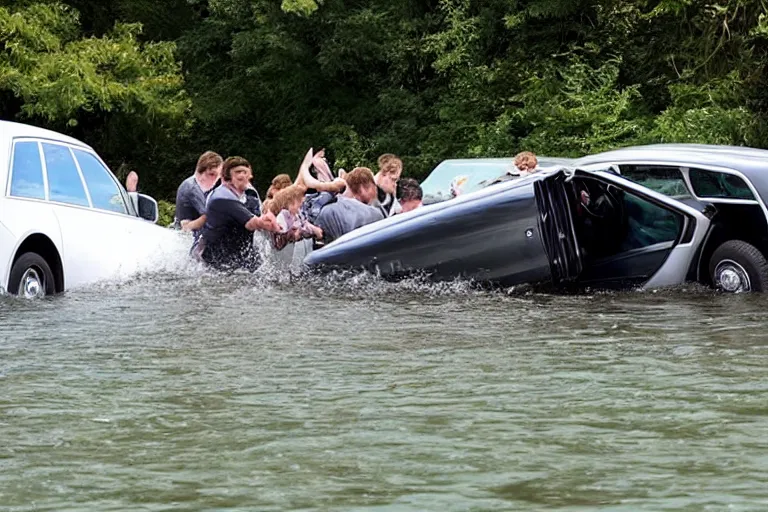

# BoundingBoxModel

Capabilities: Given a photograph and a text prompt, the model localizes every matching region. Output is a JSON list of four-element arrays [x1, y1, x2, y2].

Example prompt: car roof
[[0, 120, 91, 149], [574, 143, 768, 175]]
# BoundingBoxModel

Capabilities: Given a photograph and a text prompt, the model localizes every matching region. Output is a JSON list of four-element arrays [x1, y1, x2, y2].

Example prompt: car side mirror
[[128, 192, 159, 223]]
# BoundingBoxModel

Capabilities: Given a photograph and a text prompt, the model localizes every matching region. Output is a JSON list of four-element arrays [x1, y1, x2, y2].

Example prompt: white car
[[0, 120, 175, 298]]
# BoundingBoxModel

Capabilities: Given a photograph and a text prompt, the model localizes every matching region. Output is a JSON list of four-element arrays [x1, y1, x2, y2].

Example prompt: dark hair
[[397, 177, 422, 202], [222, 156, 251, 182], [195, 151, 223, 175]]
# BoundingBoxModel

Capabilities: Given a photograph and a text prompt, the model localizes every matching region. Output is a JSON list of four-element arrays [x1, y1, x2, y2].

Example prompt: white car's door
[[40, 142, 130, 287], [69, 147, 182, 279]]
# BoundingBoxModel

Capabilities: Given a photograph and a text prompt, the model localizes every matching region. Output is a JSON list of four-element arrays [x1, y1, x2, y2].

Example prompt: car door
[[540, 169, 710, 289], [40, 141, 145, 287]]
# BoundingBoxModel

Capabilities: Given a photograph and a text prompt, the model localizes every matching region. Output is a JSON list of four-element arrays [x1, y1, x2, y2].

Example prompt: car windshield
[[421, 157, 573, 203]]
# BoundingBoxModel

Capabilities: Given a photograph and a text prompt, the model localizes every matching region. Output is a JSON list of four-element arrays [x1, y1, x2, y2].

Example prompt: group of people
[[171, 148, 424, 270]]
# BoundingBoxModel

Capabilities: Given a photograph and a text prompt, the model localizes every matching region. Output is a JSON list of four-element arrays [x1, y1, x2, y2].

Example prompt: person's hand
[[180, 219, 191, 231], [330, 177, 346, 192], [259, 210, 280, 232], [313, 225, 323, 240], [125, 171, 139, 193]]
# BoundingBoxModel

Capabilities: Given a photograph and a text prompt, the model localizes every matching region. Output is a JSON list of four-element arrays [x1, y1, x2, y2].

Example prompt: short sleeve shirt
[[315, 196, 384, 243], [200, 186, 258, 270], [175, 175, 206, 222]]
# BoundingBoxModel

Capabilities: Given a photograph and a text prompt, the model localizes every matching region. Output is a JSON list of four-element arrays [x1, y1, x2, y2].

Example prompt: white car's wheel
[[7, 252, 55, 298]]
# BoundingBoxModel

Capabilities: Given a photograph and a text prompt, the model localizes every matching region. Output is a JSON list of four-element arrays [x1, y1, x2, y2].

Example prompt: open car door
[[536, 169, 710, 289]]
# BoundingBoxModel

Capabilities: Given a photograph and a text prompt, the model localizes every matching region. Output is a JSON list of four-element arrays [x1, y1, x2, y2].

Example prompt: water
[[2, 268, 768, 511]]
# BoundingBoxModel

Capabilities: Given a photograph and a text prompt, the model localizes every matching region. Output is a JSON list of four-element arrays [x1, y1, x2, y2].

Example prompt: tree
[[0, 2, 190, 196]]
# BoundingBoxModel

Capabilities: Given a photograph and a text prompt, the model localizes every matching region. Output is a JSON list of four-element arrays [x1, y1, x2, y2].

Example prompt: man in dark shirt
[[175, 151, 223, 236], [315, 167, 384, 243], [197, 157, 279, 270]]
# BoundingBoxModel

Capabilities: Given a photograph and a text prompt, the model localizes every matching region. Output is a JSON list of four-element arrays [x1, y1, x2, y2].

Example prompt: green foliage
[[0, 3, 188, 124], [157, 200, 176, 228], [653, 72, 757, 145], [515, 58, 650, 156], [3, 0, 768, 201]]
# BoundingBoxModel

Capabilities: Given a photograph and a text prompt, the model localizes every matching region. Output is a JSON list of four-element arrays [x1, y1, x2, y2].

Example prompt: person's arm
[[305, 221, 323, 240], [296, 147, 347, 193], [182, 215, 206, 232], [245, 210, 280, 232]]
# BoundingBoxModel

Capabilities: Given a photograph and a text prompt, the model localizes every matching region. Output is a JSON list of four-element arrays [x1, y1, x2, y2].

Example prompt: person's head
[[196, 151, 223, 181], [344, 167, 377, 204], [514, 151, 538, 174], [270, 184, 307, 215], [397, 177, 423, 213], [375, 153, 403, 195], [222, 156, 253, 193], [267, 173, 293, 199]]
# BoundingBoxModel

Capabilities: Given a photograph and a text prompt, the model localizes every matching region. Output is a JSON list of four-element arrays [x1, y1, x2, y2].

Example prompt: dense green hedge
[[2, 0, 767, 200]]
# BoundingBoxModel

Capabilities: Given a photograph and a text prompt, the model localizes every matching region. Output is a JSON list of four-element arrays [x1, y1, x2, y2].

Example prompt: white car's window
[[73, 149, 127, 214], [42, 143, 90, 207], [9, 141, 45, 200]]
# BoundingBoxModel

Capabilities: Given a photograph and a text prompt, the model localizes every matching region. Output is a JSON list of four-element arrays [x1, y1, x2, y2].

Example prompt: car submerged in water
[[305, 144, 768, 293]]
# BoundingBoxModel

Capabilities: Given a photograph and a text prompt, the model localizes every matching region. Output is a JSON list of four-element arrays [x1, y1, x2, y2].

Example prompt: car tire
[[708, 240, 768, 293], [7, 252, 55, 298]]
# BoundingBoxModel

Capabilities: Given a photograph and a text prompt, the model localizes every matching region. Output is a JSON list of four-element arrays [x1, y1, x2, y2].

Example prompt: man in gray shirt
[[174, 151, 223, 234], [315, 167, 384, 243]]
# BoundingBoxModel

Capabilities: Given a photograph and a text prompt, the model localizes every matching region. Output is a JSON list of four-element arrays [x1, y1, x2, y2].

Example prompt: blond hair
[[266, 173, 293, 200], [377, 153, 402, 176], [268, 184, 306, 215], [514, 151, 538, 170]]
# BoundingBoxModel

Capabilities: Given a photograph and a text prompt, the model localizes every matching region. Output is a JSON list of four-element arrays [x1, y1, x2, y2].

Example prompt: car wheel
[[708, 240, 768, 293], [7, 252, 55, 298]]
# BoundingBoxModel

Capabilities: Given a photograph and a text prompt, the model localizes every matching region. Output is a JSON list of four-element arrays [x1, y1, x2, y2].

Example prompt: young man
[[314, 167, 384, 243], [196, 157, 279, 270], [175, 151, 223, 235], [397, 178, 423, 213], [372, 153, 402, 217]]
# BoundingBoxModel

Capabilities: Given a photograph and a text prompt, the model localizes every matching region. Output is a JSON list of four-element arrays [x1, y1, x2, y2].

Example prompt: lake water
[[2, 265, 768, 511]]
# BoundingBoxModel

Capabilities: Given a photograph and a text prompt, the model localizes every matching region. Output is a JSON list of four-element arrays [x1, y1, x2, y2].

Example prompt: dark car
[[574, 144, 768, 292], [304, 166, 713, 292]]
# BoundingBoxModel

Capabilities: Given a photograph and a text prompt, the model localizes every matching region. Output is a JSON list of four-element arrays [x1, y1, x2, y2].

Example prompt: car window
[[421, 160, 515, 202], [42, 143, 90, 207], [688, 168, 755, 200], [73, 150, 127, 214], [622, 191, 684, 251], [9, 141, 46, 200], [619, 165, 692, 199]]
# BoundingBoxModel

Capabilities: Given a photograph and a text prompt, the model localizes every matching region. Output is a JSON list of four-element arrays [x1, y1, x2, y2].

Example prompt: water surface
[[2, 271, 768, 511]]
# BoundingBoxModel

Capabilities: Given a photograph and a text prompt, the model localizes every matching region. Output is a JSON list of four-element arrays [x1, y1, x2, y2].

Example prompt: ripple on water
[[2, 267, 768, 510]]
